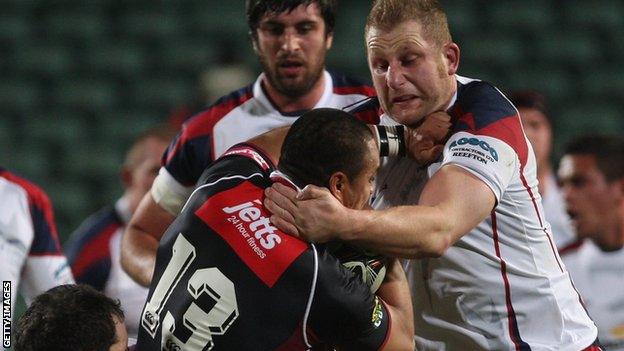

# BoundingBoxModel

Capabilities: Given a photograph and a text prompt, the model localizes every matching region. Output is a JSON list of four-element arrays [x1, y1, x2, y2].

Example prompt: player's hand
[[405, 111, 452, 165], [264, 183, 347, 243]]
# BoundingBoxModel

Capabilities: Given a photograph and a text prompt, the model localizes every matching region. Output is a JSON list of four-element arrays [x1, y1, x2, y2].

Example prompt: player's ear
[[328, 172, 348, 205], [250, 31, 260, 54], [443, 42, 460, 76], [325, 31, 334, 50]]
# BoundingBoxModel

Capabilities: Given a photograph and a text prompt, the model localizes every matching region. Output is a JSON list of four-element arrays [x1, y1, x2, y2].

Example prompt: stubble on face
[[366, 21, 454, 126], [254, 4, 330, 99]]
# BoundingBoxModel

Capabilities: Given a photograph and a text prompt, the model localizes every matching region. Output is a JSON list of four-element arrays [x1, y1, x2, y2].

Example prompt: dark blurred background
[[1, 0, 623, 243]]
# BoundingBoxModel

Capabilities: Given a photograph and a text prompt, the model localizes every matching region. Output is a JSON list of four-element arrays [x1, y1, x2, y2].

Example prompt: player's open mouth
[[279, 61, 304, 75], [392, 95, 418, 104]]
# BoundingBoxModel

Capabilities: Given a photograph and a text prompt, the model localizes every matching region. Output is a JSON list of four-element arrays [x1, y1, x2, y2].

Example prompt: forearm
[[120, 193, 176, 287], [121, 224, 160, 287], [376, 259, 415, 351], [342, 205, 453, 258]]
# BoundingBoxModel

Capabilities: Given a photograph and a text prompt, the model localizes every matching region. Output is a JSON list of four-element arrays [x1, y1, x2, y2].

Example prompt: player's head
[[246, 0, 335, 98], [558, 134, 624, 250], [279, 108, 379, 210], [364, 0, 459, 127], [14, 284, 128, 351], [121, 124, 176, 214], [509, 91, 553, 170]]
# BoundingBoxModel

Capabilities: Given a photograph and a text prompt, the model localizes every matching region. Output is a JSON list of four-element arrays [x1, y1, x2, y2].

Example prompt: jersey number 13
[[141, 234, 239, 350]]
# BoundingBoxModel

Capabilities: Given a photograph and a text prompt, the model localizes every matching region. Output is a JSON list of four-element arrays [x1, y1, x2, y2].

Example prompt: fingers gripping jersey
[[0, 169, 74, 316], [137, 145, 390, 351]]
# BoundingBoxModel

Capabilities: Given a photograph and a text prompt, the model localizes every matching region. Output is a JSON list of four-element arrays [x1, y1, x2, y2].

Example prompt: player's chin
[[390, 106, 425, 126]]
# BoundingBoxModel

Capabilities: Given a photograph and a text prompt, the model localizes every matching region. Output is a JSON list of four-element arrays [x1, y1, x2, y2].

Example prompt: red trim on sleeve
[[0, 170, 61, 252]]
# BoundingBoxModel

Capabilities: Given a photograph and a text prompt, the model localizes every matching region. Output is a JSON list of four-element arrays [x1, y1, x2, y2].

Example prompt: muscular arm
[[266, 165, 495, 258], [347, 165, 495, 257], [121, 193, 175, 287], [375, 258, 414, 351]]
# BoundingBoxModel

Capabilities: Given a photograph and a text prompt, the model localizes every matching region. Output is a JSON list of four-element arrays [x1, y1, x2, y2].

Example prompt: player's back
[[137, 146, 390, 350]]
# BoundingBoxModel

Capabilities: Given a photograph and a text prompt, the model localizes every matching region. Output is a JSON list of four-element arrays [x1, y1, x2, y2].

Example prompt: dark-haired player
[[559, 135, 624, 350], [136, 108, 414, 350], [121, 0, 380, 287], [14, 284, 128, 351]]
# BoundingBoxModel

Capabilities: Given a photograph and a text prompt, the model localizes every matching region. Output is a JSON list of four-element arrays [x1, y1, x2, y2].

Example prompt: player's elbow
[[419, 220, 454, 258]]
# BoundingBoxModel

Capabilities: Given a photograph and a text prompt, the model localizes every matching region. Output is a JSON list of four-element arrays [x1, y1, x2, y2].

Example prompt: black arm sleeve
[[307, 246, 391, 350]]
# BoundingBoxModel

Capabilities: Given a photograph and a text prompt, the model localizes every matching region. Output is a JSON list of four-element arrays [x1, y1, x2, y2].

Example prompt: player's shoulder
[[0, 168, 52, 211], [453, 76, 517, 124], [329, 71, 376, 97], [180, 83, 256, 139], [193, 143, 276, 202], [65, 206, 122, 257]]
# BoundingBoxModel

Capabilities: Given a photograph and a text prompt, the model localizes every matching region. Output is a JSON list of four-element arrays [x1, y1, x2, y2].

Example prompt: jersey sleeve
[[20, 186, 74, 304], [308, 247, 391, 350], [438, 132, 517, 201], [0, 181, 33, 315], [153, 87, 255, 215], [439, 81, 527, 201], [64, 207, 121, 291]]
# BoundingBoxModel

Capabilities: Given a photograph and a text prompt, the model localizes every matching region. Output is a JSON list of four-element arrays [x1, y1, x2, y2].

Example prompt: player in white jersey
[[509, 91, 576, 250], [120, 0, 381, 287], [0, 168, 74, 349], [264, 1, 600, 349], [558, 135, 624, 350], [65, 125, 174, 339]]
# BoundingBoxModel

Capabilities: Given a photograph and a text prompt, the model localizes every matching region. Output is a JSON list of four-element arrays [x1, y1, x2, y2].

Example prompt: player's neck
[[262, 73, 326, 113]]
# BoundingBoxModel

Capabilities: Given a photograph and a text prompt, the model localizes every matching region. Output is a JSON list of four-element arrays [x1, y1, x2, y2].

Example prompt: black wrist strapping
[[374, 125, 406, 157]]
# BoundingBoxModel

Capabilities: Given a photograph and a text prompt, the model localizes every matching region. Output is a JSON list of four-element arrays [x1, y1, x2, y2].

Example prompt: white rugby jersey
[[371, 76, 597, 350], [562, 241, 624, 350], [65, 196, 149, 339], [152, 70, 379, 214], [0, 169, 74, 320]]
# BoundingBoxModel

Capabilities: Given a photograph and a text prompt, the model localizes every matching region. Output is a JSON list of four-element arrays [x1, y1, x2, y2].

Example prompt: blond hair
[[365, 0, 452, 47]]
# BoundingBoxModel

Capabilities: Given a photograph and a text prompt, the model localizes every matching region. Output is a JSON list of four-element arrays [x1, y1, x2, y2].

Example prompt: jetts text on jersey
[[223, 200, 282, 257]]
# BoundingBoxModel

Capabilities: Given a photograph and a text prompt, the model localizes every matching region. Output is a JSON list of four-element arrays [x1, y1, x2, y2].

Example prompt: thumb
[[297, 184, 327, 200]]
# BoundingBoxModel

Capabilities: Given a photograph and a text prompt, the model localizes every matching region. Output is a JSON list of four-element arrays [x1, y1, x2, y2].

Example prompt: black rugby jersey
[[136, 144, 391, 351]]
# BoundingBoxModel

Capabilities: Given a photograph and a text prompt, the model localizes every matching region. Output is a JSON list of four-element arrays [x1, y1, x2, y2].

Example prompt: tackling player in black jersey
[[136, 108, 414, 350]]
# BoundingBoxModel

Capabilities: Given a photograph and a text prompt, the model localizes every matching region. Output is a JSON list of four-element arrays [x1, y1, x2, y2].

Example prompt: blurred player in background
[[558, 134, 624, 350], [0, 168, 74, 343], [136, 108, 414, 350], [121, 0, 382, 287], [64, 124, 175, 339], [264, 0, 601, 349], [509, 90, 576, 249], [14, 284, 129, 351]]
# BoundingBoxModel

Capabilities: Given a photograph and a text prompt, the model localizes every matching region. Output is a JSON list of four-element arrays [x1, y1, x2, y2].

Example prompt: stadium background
[[1, 0, 623, 246]]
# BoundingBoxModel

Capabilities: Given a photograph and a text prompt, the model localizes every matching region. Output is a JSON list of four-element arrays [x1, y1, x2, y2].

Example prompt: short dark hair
[[508, 90, 554, 128], [279, 108, 374, 188], [564, 134, 624, 182], [14, 284, 125, 351], [246, 0, 336, 38]]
